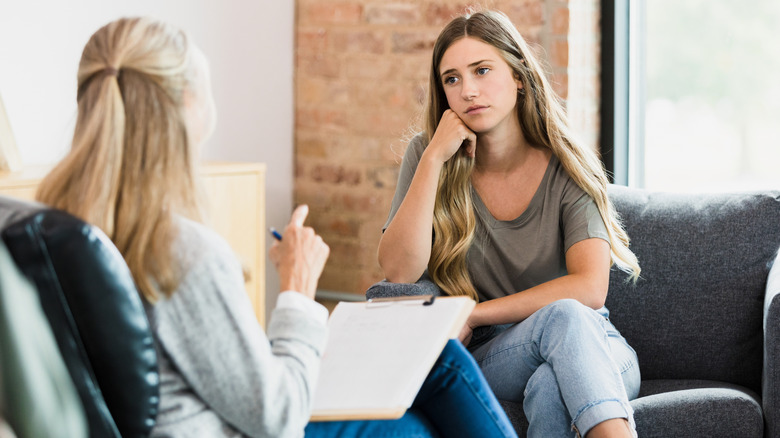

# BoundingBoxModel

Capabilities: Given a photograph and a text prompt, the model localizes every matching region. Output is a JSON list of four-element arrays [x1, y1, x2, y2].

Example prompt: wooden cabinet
[[0, 162, 266, 327]]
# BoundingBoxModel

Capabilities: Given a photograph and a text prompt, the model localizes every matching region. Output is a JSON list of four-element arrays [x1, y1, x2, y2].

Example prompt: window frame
[[599, 0, 645, 187]]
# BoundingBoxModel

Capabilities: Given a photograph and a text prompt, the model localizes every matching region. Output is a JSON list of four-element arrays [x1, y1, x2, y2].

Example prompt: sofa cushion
[[633, 379, 763, 437], [499, 379, 763, 437], [605, 186, 780, 394]]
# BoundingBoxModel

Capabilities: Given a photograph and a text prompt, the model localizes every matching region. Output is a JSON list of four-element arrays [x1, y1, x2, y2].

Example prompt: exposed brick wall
[[294, 0, 600, 296]]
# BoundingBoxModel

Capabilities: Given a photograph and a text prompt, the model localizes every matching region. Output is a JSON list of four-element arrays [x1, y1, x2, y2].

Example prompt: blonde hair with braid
[[37, 17, 204, 303], [424, 10, 640, 299]]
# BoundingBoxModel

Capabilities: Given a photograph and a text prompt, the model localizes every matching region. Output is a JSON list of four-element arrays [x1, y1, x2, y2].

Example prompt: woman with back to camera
[[378, 9, 642, 438], [36, 16, 517, 438]]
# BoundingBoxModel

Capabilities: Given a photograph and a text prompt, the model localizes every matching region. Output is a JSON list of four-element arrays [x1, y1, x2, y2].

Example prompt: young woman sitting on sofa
[[378, 9, 642, 438]]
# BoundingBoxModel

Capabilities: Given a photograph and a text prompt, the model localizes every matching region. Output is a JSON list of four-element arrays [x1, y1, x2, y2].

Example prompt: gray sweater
[[145, 218, 328, 438]]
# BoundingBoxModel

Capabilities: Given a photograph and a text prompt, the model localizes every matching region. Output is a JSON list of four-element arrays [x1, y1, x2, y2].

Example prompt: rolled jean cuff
[[572, 398, 634, 437]]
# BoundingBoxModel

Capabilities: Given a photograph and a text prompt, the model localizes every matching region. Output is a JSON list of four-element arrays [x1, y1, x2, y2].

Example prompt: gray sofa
[[366, 185, 780, 437]]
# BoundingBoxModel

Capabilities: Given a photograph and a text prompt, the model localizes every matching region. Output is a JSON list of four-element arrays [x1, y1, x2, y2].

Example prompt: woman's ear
[[514, 70, 524, 91]]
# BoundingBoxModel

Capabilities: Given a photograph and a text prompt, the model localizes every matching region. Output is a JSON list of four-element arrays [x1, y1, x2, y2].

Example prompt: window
[[602, 0, 780, 191]]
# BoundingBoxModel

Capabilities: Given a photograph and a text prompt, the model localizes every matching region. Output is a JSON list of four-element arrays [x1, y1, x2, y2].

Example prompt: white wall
[[0, 0, 293, 320]]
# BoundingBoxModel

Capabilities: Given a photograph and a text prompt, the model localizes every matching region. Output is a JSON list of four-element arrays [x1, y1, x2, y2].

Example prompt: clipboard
[[309, 295, 475, 422]]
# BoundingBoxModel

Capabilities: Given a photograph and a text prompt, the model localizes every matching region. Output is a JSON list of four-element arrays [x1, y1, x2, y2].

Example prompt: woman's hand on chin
[[427, 109, 477, 163]]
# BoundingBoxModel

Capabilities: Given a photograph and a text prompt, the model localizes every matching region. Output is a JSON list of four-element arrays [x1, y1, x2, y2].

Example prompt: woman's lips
[[465, 105, 488, 115]]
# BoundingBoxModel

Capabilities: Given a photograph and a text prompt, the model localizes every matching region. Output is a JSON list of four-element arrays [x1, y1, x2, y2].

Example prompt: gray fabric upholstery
[[632, 380, 763, 438], [365, 273, 442, 300], [605, 186, 780, 394], [605, 186, 780, 437], [367, 185, 780, 437], [764, 250, 780, 438]]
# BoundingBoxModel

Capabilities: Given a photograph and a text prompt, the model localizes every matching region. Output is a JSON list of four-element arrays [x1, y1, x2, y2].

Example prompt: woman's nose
[[460, 76, 478, 100]]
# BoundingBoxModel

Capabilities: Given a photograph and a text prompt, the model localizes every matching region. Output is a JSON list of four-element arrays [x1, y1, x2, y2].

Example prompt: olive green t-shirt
[[384, 133, 610, 302]]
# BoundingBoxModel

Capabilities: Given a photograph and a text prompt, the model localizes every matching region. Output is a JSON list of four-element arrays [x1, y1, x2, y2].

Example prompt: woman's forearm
[[378, 151, 444, 283], [471, 274, 608, 327], [471, 238, 611, 326]]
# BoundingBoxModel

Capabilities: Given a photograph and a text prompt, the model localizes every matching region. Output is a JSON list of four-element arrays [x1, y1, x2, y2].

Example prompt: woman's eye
[[443, 76, 459, 85], [477, 67, 490, 75]]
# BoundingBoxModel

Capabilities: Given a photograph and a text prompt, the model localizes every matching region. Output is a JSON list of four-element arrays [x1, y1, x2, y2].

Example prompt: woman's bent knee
[[541, 299, 598, 326]]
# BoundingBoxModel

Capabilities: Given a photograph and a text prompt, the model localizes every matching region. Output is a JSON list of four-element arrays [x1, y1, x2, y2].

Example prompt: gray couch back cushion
[[605, 185, 780, 394]]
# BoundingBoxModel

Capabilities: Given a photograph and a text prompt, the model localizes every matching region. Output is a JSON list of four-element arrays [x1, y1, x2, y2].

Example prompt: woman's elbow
[[584, 283, 608, 309], [379, 262, 423, 284], [377, 249, 424, 284]]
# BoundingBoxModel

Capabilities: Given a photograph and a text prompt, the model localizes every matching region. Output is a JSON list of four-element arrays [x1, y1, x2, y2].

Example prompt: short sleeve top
[[384, 133, 610, 302]]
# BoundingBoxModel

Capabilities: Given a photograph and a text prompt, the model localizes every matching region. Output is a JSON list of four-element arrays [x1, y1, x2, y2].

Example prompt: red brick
[[331, 190, 390, 214], [296, 28, 328, 54], [295, 134, 328, 159], [550, 72, 569, 100], [503, 0, 544, 28], [425, 3, 472, 26], [309, 163, 362, 185], [346, 135, 408, 162], [321, 239, 375, 268], [551, 6, 570, 35], [364, 3, 420, 25], [342, 53, 431, 83], [349, 81, 421, 112], [294, 182, 332, 211], [347, 107, 415, 137], [299, 1, 362, 25], [391, 30, 438, 53], [318, 266, 359, 294], [331, 30, 386, 54], [551, 38, 569, 69], [296, 108, 348, 131], [519, 26, 544, 47], [297, 77, 349, 107], [326, 217, 361, 237], [297, 54, 340, 78], [365, 165, 400, 190]]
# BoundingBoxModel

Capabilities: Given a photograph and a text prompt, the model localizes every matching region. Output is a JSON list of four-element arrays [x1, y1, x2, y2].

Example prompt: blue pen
[[269, 227, 283, 241]]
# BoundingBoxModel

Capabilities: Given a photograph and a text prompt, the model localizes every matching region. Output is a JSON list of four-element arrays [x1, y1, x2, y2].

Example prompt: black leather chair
[[0, 200, 159, 438]]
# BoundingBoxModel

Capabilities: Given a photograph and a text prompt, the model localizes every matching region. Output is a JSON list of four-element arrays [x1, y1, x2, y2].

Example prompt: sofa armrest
[[764, 249, 780, 437], [364, 272, 443, 300]]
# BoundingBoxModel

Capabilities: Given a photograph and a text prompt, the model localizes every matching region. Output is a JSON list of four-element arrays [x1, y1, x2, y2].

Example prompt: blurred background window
[[642, 0, 780, 192]]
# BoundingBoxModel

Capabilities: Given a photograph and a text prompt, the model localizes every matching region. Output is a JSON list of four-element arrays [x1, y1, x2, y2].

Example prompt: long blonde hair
[[37, 17, 203, 303], [425, 10, 640, 300]]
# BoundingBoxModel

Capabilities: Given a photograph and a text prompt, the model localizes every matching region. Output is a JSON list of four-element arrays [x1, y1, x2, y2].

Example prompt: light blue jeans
[[469, 299, 641, 437]]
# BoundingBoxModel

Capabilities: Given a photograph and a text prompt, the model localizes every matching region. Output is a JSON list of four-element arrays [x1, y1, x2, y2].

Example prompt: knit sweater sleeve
[[152, 218, 327, 438]]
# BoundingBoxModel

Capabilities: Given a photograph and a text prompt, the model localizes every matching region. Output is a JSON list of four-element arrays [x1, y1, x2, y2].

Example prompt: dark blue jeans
[[305, 339, 517, 438]]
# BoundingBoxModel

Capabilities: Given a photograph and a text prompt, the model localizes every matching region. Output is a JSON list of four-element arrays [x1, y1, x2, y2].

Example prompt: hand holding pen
[[268, 205, 330, 300]]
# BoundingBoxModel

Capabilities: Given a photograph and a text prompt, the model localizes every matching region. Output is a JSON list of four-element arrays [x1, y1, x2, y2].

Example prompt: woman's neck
[[474, 124, 535, 174]]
